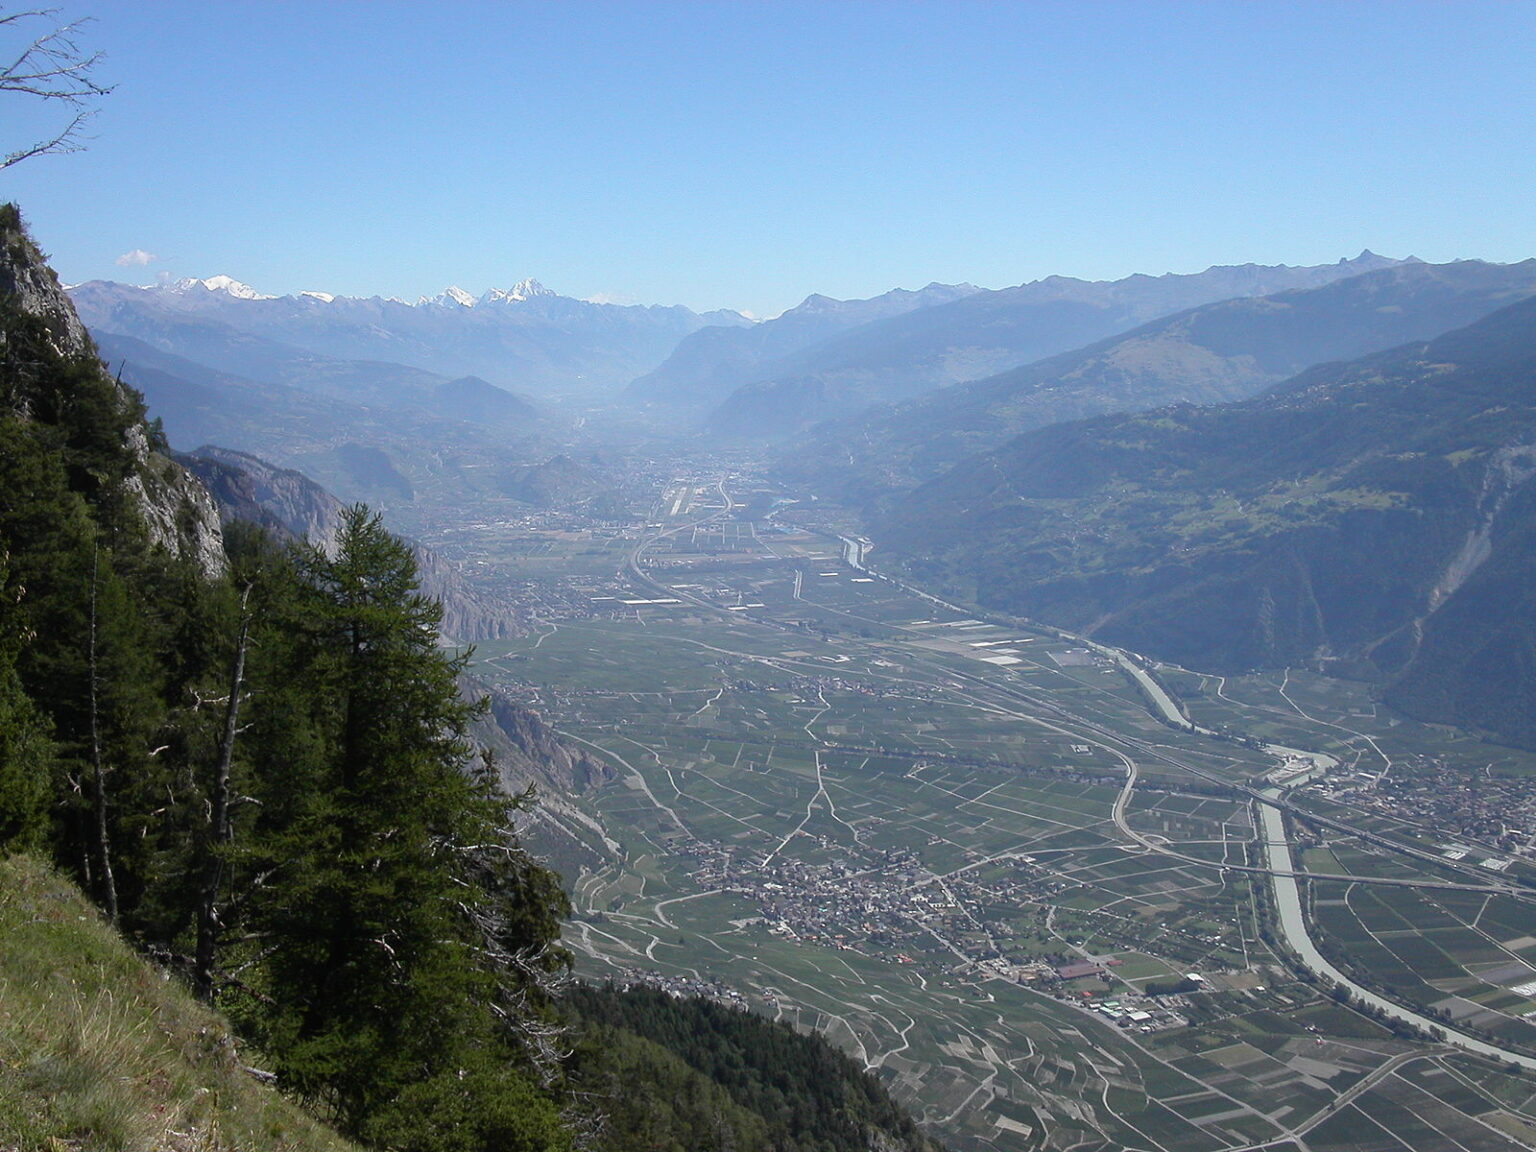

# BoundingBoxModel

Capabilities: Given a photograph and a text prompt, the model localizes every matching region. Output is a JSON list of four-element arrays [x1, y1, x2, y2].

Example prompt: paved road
[[1257, 789, 1536, 1072]]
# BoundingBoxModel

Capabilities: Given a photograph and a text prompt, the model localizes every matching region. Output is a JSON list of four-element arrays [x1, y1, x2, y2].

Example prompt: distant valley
[[72, 252, 1536, 751]]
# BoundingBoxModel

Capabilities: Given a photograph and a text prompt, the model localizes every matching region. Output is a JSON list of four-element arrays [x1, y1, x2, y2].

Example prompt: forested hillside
[[0, 853, 363, 1150], [1, 203, 940, 1151], [567, 984, 943, 1152], [2, 199, 575, 1146]]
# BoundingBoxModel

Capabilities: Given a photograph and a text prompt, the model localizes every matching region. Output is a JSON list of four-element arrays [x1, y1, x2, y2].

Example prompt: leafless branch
[[1, 7, 113, 169]]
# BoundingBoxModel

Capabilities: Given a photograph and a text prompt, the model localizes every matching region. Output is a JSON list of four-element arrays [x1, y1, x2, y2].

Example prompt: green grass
[[0, 855, 358, 1152]]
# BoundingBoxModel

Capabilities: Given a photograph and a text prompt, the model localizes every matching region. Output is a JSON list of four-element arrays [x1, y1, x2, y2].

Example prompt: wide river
[[1258, 788, 1536, 1072]]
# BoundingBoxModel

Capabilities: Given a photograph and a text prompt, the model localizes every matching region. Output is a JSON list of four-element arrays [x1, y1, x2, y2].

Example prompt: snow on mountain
[[480, 279, 555, 305], [161, 276, 562, 310], [172, 275, 276, 300], [414, 281, 554, 308], [153, 274, 728, 316], [72, 271, 748, 396]]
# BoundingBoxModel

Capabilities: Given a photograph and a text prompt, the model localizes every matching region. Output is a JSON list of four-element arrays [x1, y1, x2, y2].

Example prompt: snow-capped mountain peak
[[480, 278, 554, 305], [172, 274, 275, 300], [417, 283, 551, 308]]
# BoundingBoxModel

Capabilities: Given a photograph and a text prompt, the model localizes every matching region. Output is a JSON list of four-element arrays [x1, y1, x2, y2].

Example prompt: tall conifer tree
[[239, 507, 569, 1147]]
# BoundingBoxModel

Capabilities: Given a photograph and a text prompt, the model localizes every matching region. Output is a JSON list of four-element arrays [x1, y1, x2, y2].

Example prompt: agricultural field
[[449, 472, 1536, 1152]]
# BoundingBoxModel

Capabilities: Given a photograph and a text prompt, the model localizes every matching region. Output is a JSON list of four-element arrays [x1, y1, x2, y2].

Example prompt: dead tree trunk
[[87, 544, 118, 924], [194, 586, 251, 1001]]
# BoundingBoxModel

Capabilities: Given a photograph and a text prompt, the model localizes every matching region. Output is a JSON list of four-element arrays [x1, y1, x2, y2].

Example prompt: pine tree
[[235, 507, 569, 1147]]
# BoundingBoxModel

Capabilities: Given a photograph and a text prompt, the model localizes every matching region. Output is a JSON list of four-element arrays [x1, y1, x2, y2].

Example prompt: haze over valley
[[44, 236, 1536, 1150], [6, 4, 1536, 1151]]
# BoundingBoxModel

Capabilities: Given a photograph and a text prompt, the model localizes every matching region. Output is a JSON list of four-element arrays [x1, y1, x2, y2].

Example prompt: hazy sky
[[3, 1, 1532, 316]]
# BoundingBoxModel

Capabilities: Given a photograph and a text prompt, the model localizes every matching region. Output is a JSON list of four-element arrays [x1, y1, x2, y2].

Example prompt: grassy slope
[[0, 854, 358, 1152]]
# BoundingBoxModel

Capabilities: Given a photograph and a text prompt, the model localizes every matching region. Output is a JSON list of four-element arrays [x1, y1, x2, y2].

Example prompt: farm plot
[[1309, 869, 1536, 1051]]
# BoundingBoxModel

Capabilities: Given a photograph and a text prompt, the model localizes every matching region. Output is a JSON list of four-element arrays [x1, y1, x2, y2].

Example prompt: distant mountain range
[[625, 281, 982, 411], [633, 252, 1408, 434], [71, 275, 750, 397], [780, 258, 1536, 508], [875, 293, 1536, 750]]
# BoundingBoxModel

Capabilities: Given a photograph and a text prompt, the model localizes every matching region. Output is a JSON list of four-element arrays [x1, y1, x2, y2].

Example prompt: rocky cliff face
[[1, 204, 225, 577], [181, 441, 522, 641], [0, 215, 94, 363], [477, 685, 614, 794], [177, 444, 346, 555], [413, 544, 526, 642]]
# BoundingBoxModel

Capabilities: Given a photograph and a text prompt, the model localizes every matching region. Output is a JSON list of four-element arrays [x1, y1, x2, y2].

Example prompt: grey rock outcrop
[[2, 204, 226, 577], [177, 445, 346, 555]]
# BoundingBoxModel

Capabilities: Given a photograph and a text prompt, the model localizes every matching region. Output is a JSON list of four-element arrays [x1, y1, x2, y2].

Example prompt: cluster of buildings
[[674, 833, 1037, 958], [601, 968, 750, 1007], [1072, 995, 1190, 1033], [1308, 757, 1536, 860]]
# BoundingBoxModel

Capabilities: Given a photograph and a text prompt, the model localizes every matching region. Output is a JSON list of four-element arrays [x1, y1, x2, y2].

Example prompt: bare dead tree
[[194, 583, 253, 1002], [86, 542, 118, 923], [1, 7, 113, 170]]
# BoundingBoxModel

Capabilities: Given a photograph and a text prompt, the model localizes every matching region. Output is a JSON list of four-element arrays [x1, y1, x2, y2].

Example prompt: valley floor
[[432, 462, 1536, 1152]]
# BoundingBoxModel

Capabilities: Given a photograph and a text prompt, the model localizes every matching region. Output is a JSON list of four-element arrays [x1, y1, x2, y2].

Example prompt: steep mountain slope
[[179, 445, 524, 641], [1, 206, 224, 576], [782, 258, 1536, 505], [626, 281, 980, 411], [92, 330, 551, 510], [565, 984, 943, 1152], [72, 276, 748, 396], [1385, 480, 1536, 747], [175, 444, 349, 554], [701, 252, 1407, 437], [877, 294, 1536, 747], [0, 854, 361, 1151]]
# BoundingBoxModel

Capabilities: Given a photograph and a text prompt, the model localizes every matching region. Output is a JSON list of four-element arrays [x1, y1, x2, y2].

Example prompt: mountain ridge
[[875, 292, 1536, 748], [778, 257, 1536, 507], [689, 252, 1412, 436], [71, 275, 751, 396], [626, 280, 981, 412]]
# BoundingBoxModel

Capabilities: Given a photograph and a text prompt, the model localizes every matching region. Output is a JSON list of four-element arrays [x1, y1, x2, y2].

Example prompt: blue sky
[[2, 1, 1532, 316]]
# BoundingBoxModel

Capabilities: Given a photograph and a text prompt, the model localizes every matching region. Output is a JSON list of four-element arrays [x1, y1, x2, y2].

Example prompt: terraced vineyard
[[450, 470, 1536, 1152]]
